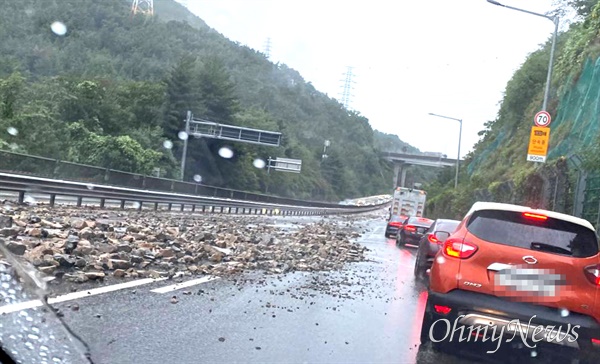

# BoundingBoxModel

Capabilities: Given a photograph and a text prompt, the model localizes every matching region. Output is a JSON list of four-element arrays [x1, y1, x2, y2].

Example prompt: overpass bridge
[[381, 152, 459, 188]]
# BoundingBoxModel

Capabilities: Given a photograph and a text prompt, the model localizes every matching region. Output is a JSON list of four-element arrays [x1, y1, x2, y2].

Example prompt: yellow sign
[[526, 126, 550, 163]]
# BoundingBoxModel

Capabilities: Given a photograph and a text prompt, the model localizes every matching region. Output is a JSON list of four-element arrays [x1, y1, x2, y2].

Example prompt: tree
[[163, 55, 202, 139], [197, 56, 240, 122]]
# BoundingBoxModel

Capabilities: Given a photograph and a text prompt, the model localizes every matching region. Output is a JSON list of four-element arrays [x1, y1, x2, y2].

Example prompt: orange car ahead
[[420, 202, 600, 363]]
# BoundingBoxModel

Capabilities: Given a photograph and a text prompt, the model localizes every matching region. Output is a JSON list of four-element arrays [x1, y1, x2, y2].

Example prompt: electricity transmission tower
[[263, 37, 272, 58], [131, 0, 154, 16], [339, 66, 355, 109]]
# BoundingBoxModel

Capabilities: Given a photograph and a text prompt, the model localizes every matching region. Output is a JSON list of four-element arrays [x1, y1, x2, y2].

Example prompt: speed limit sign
[[534, 111, 551, 127]]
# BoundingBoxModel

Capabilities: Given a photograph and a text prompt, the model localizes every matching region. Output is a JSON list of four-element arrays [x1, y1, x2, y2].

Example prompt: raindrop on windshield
[[253, 158, 266, 169], [178, 131, 189, 140], [218, 147, 234, 159], [50, 21, 67, 36], [436, 256, 445, 264], [193, 174, 202, 183], [86, 184, 94, 190], [530, 350, 538, 358], [560, 308, 570, 317], [163, 140, 173, 149], [7, 127, 18, 136], [132, 202, 141, 209]]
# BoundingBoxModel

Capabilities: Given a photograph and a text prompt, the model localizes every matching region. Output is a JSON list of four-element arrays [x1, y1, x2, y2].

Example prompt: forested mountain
[[0, 0, 422, 201]]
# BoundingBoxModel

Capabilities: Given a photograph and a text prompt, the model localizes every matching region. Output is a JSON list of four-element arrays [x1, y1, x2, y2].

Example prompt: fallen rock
[[6, 241, 27, 255], [113, 269, 126, 278], [0, 215, 12, 228]]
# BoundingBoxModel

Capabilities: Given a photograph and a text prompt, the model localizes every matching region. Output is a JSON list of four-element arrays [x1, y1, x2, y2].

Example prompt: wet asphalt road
[[36, 216, 474, 364]]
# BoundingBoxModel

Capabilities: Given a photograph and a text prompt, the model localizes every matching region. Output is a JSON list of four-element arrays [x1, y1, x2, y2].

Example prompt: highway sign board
[[526, 126, 551, 163], [534, 111, 551, 127], [268, 157, 302, 173]]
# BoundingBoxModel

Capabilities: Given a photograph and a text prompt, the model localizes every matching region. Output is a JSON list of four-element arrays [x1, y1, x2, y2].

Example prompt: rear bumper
[[402, 233, 424, 244], [424, 290, 600, 360], [385, 227, 399, 237]]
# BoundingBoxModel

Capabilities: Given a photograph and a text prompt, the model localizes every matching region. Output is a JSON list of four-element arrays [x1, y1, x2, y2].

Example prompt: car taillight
[[389, 222, 402, 227], [427, 234, 438, 244], [405, 225, 416, 232], [592, 338, 600, 346], [434, 305, 452, 315], [443, 239, 478, 259], [584, 264, 600, 286], [523, 212, 548, 221]]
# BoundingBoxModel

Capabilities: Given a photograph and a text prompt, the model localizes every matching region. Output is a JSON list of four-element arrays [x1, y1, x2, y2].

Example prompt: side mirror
[[434, 231, 451, 242]]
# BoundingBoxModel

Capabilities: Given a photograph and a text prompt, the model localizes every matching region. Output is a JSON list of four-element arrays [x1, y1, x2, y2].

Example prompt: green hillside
[[426, 0, 600, 222], [0, 0, 423, 201]]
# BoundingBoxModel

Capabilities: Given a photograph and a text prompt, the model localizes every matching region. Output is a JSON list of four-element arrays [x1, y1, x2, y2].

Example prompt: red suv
[[420, 202, 600, 363]]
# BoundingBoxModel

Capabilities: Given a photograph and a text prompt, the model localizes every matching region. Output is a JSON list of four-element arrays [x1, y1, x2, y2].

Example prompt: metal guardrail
[[0, 150, 355, 208], [0, 173, 387, 216]]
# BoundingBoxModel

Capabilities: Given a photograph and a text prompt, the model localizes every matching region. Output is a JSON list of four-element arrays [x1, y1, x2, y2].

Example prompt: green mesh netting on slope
[[469, 57, 600, 174], [467, 129, 508, 175], [549, 57, 600, 159]]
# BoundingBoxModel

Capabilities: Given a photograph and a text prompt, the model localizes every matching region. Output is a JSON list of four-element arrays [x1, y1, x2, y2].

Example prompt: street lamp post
[[428, 113, 463, 189], [486, 0, 559, 111]]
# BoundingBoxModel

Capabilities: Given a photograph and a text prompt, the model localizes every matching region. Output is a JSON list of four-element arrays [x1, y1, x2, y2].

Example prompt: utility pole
[[131, 0, 154, 16], [339, 66, 355, 109], [263, 37, 272, 59], [180, 111, 192, 181]]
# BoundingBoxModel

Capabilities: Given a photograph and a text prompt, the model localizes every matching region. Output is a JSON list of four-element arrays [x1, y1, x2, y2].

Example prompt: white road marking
[[0, 277, 168, 315], [150, 276, 219, 294]]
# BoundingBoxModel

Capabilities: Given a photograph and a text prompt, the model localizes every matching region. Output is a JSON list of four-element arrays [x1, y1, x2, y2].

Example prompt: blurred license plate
[[495, 268, 563, 297]]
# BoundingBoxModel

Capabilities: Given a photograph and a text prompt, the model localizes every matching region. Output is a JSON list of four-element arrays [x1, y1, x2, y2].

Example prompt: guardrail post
[[18, 191, 25, 204], [192, 205, 196, 212], [53, 159, 60, 179], [100, 198, 105, 208], [77, 197, 83, 207], [154, 202, 159, 211], [168, 203, 172, 211], [180, 204, 185, 212], [170, 180, 175, 192], [220, 206, 224, 213], [202, 205, 206, 213], [235, 207, 239, 214], [142, 176, 147, 189], [120, 200, 125, 209], [138, 202, 143, 211], [104, 168, 110, 183], [49, 194, 56, 207], [211, 206, 215, 213]]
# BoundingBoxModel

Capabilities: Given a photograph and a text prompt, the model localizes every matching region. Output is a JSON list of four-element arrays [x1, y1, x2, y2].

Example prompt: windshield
[[1, 0, 598, 363]]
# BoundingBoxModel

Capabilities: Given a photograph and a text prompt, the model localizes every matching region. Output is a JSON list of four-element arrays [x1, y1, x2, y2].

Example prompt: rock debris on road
[[0, 203, 378, 291]]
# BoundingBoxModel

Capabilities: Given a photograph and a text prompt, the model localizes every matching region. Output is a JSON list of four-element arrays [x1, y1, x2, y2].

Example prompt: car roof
[[466, 202, 595, 231]]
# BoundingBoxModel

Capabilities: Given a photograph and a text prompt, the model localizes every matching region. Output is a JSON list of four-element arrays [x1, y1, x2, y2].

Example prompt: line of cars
[[396, 201, 600, 363], [385, 214, 459, 280]]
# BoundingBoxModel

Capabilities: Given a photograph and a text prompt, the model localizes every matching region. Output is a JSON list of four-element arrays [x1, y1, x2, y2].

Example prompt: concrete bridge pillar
[[393, 163, 401, 188], [392, 163, 410, 188]]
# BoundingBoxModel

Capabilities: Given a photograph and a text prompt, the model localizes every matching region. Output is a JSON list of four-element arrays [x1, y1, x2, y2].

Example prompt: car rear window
[[467, 210, 599, 258], [390, 215, 403, 222], [408, 217, 433, 226], [435, 221, 459, 233]]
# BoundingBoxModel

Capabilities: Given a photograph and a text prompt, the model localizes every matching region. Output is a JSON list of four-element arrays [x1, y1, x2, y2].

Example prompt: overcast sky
[[179, 0, 562, 158]]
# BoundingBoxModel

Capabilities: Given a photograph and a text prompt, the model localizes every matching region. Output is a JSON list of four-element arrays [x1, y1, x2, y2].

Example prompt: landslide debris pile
[[0, 206, 369, 283]]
